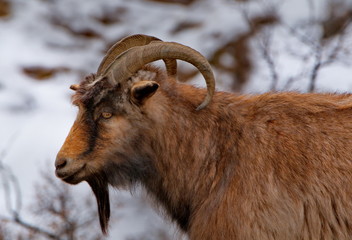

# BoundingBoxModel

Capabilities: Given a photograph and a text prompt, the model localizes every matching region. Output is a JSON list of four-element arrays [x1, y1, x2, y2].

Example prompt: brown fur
[[56, 66, 352, 239]]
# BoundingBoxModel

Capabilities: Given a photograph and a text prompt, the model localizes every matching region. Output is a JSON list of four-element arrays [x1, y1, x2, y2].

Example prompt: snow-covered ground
[[0, 0, 351, 239]]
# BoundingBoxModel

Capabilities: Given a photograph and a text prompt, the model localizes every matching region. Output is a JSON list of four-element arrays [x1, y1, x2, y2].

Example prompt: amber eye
[[101, 112, 112, 119]]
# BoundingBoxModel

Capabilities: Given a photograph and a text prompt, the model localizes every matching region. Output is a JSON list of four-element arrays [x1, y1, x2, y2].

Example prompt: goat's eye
[[101, 112, 112, 119]]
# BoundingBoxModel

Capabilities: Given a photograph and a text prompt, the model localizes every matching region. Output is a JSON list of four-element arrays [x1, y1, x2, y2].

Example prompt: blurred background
[[0, 0, 351, 239]]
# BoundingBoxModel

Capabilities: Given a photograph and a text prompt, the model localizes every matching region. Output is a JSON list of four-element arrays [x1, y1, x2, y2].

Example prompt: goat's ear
[[131, 80, 159, 104]]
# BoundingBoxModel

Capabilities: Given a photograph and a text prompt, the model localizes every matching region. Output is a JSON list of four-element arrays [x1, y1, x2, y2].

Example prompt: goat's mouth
[[56, 164, 86, 184]]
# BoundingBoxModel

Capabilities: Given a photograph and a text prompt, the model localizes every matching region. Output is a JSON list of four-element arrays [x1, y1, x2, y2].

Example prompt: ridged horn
[[97, 34, 177, 77], [102, 41, 215, 110]]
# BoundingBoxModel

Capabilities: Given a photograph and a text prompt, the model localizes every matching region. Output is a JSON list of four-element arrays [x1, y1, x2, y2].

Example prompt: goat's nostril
[[55, 158, 67, 170]]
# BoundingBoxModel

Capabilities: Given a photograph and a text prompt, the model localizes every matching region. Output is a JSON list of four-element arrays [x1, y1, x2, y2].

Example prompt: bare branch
[[0, 215, 62, 240], [308, 50, 322, 92], [0, 141, 60, 239], [0, 133, 23, 221], [256, 29, 279, 91]]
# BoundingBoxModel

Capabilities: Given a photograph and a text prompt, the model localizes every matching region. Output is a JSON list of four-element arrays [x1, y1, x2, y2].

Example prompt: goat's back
[[190, 92, 352, 240]]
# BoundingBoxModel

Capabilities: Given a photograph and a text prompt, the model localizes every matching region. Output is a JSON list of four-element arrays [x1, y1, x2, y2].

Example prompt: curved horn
[[97, 34, 177, 77], [102, 42, 215, 110]]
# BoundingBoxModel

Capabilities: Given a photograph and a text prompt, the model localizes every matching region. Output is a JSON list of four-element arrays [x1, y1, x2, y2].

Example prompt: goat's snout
[[54, 155, 86, 184], [55, 157, 70, 179], [55, 158, 67, 170]]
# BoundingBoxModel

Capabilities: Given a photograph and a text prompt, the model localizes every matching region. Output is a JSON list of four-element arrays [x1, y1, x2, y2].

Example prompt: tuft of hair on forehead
[[71, 65, 167, 107], [72, 74, 114, 107]]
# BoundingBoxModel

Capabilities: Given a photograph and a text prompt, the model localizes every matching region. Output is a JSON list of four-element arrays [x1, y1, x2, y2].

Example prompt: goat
[[55, 34, 352, 239]]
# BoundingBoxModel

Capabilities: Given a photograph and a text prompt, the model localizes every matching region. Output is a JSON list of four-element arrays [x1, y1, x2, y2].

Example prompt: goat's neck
[[143, 86, 241, 231]]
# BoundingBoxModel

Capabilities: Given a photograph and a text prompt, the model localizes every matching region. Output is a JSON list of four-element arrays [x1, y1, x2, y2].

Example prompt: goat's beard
[[87, 174, 110, 235]]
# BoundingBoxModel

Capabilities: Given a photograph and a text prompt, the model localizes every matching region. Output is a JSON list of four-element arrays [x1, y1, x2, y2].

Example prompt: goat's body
[[140, 85, 352, 239], [56, 34, 352, 239]]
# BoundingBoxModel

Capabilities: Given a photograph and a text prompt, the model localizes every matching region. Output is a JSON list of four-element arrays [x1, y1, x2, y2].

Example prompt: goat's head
[[55, 34, 215, 233]]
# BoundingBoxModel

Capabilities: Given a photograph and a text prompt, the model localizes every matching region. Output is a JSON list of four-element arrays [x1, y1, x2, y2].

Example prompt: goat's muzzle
[[55, 157, 67, 170], [55, 157, 86, 184]]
